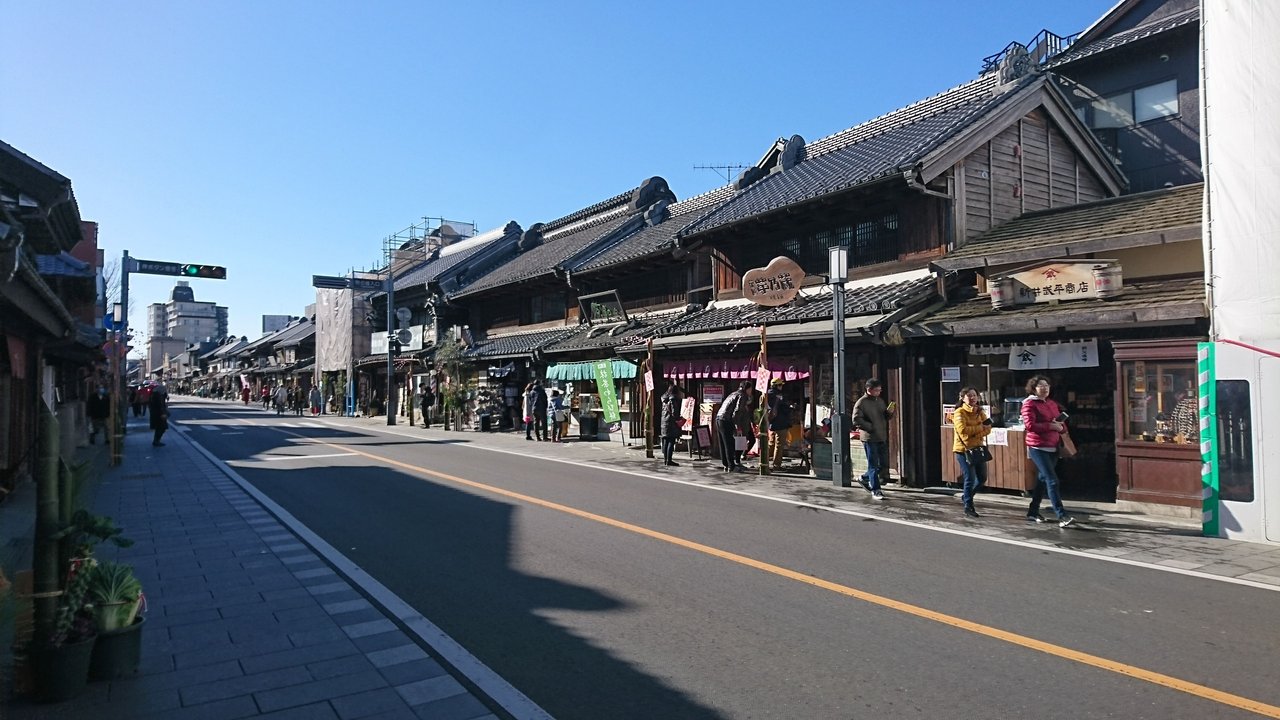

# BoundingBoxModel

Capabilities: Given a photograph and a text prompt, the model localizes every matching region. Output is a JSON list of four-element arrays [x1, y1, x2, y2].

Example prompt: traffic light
[[181, 264, 227, 279]]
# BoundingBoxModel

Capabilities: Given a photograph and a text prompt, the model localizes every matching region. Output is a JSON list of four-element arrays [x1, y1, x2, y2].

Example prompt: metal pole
[[830, 248, 851, 487], [386, 275, 396, 425], [758, 325, 770, 476], [119, 250, 130, 438]]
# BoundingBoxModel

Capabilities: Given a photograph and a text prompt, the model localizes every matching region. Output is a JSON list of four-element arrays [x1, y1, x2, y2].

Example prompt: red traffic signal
[[181, 264, 227, 279]]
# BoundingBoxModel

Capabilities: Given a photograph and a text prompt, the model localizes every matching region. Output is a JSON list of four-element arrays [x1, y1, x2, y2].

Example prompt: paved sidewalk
[[326, 408, 1280, 590], [9, 414, 505, 720]]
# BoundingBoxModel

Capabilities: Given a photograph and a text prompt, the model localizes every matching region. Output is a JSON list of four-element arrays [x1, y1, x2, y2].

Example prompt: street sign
[[396, 329, 413, 345], [312, 275, 386, 291], [103, 314, 115, 331], [350, 277, 386, 292], [130, 258, 226, 279]]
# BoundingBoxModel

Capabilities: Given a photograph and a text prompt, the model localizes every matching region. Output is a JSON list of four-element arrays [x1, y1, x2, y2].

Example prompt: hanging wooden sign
[[742, 256, 805, 307]]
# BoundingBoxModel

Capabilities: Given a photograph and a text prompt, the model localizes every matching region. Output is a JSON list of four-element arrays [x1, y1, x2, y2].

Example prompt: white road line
[[259, 452, 356, 461]]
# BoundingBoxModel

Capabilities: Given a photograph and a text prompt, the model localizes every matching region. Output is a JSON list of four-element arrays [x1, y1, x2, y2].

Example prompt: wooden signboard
[[742, 256, 805, 307]]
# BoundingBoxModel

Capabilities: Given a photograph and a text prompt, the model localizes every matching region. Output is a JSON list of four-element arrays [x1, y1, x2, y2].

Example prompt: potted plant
[[86, 561, 145, 680], [28, 561, 97, 702]]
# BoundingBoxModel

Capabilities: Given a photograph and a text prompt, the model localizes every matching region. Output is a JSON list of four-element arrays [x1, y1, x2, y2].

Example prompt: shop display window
[[1119, 360, 1198, 443], [1216, 380, 1254, 503]]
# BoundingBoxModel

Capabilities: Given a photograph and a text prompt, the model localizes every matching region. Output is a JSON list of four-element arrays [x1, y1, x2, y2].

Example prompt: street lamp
[[829, 246, 851, 487]]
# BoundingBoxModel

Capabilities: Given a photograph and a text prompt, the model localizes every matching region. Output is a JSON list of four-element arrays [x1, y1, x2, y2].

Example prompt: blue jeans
[[861, 441, 888, 491], [1028, 447, 1067, 519], [956, 451, 987, 507]]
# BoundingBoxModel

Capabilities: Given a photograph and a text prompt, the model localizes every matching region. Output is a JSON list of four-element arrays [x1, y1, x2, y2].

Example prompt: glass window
[[1092, 92, 1132, 129], [1119, 360, 1198, 443], [1134, 80, 1178, 123], [1216, 380, 1254, 502]]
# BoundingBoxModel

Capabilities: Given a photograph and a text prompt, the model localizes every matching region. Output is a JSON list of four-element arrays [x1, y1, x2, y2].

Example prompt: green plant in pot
[[86, 561, 146, 680], [87, 561, 143, 631], [28, 562, 97, 702]]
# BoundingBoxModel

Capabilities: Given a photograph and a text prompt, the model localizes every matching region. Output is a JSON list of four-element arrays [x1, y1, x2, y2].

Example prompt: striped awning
[[545, 359, 637, 381]]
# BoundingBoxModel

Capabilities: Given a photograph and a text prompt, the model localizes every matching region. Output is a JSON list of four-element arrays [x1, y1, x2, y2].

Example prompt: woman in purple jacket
[[1021, 375, 1075, 528]]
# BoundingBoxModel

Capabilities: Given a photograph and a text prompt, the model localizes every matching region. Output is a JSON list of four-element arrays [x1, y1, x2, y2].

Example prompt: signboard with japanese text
[[998, 261, 1118, 305], [703, 382, 724, 404], [742, 256, 805, 307], [593, 359, 621, 423]]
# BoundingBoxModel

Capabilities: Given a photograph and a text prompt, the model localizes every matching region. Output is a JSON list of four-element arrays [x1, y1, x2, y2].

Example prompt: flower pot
[[94, 601, 132, 631], [89, 616, 145, 680], [30, 634, 96, 702]]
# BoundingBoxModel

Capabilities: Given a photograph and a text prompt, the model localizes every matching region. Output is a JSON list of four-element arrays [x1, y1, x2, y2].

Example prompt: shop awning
[[646, 313, 892, 353], [545, 359, 638, 381], [662, 357, 810, 380]]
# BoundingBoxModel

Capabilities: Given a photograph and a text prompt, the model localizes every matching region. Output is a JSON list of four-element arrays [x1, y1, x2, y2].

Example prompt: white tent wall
[[1202, 0, 1280, 348]]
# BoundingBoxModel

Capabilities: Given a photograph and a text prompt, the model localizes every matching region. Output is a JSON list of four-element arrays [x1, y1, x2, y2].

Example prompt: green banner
[[1198, 342, 1217, 537], [593, 359, 621, 423]]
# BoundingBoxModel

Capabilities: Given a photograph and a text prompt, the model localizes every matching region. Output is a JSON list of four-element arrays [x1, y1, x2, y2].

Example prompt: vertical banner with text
[[594, 360, 621, 423]]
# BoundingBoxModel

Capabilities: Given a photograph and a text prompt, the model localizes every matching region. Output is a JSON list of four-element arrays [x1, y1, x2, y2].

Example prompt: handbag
[[733, 434, 748, 451], [1058, 433, 1078, 459], [966, 445, 992, 463]]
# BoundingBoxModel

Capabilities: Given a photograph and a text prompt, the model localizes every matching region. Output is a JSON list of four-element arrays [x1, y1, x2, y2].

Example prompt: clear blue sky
[[3, 0, 1113, 346]]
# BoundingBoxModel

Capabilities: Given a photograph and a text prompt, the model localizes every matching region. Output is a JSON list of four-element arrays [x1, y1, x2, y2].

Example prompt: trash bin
[[479, 414, 492, 433]]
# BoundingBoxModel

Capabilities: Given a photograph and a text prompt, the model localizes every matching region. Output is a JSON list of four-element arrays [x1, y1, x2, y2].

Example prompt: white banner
[[1009, 340, 1098, 370]]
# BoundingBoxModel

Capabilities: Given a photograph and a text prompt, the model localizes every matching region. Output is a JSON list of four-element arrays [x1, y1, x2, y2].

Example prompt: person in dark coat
[[87, 385, 110, 445], [659, 384, 684, 466], [532, 381, 549, 441], [149, 373, 170, 446]]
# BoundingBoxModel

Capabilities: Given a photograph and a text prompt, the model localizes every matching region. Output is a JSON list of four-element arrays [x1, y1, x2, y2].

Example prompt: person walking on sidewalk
[[273, 384, 289, 416], [767, 379, 790, 470], [853, 379, 894, 500], [550, 389, 568, 443], [659, 384, 684, 466], [1021, 375, 1075, 527], [523, 383, 538, 440], [418, 384, 434, 428], [952, 386, 992, 518], [716, 381, 752, 472], [149, 371, 170, 447], [87, 384, 110, 445], [531, 381, 549, 441], [309, 384, 323, 416]]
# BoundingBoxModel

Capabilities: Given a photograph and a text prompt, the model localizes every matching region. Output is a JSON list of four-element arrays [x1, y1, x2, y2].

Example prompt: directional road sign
[[311, 275, 386, 291], [130, 258, 227, 279]]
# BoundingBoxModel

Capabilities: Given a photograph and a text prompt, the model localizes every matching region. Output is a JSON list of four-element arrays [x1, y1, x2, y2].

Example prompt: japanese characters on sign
[[578, 289, 628, 325], [994, 261, 1122, 306], [741, 256, 806, 307]]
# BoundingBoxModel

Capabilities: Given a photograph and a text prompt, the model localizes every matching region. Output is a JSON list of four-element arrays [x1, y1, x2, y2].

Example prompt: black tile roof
[[907, 276, 1205, 336], [933, 183, 1202, 271], [681, 73, 1042, 238], [455, 212, 636, 297], [572, 185, 739, 273], [35, 252, 94, 278], [463, 326, 580, 359], [542, 312, 686, 355], [390, 222, 521, 293], [1047, 7, 1198, 67], [656, 276, 938, 336]]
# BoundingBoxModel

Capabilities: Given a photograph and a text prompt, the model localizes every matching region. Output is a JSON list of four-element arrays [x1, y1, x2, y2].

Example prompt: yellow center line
[[294, 432, 1279, 718]]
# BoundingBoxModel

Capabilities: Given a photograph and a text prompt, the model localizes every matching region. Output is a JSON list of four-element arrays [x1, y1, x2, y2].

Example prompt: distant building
[[262, 314, 296, 333], [147, 280, 229, 345]]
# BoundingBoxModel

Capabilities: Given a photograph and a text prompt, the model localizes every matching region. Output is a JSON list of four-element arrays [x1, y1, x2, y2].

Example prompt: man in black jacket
[[532, 381, 549, 441], [852, 379, 895, 499]]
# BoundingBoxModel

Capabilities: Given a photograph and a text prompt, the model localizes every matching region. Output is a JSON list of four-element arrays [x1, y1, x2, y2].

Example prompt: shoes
[[858, 477, 872, 492], [963, 506, 980, 518], [152, 442, 165, 447], [666, 461, 680, 467], [872, 491, 885, 501], [1059, 516, 1075, 528], [526, 437, 534, 441], [1026, 514, 1046, 523]]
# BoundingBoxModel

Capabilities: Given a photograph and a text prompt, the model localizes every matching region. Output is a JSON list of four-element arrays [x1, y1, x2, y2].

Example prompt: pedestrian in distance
[[550, 389, 567, 443], [149, 371, 170, 447], [137, 382, 151, 417], [767, 379, 790, 470], [523, 383, 538, 441], [274, 384, 289, 416], [952, 386, 992, 518], [86, 384, 110, 445], [532, 380, 549, 441], [418, 384, 434, 428], [1021, 375, 1075, 527], [659, 384, 684, 466], [309, 384, 323, 416], [853, 378, 894, 500], [260, 385, 271, 409], [241, 384, 251, 405], [129, 385, 142, 417], [292, 384, 305, 416], [715, 380, 753, 472]]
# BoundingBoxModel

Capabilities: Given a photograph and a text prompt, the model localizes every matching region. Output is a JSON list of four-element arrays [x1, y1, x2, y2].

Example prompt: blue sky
[[3, 0, 1113, 345]]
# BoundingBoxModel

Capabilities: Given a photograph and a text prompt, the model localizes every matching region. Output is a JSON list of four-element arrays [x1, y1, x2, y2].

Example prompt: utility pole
[[386, 274, 396, 425]]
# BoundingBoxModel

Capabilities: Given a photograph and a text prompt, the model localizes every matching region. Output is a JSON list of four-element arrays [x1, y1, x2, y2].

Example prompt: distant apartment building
[[147, 281, 229, 345]]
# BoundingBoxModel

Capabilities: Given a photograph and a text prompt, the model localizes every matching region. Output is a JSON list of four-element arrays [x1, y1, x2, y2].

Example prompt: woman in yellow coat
[[952, 387, 993, 518]]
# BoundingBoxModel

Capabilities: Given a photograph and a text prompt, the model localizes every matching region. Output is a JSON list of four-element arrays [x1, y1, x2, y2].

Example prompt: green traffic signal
[[180, 264, 227, 279]]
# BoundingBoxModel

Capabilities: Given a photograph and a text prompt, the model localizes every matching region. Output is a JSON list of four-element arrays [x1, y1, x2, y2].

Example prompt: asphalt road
[[177, 400, 1280, 720]]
